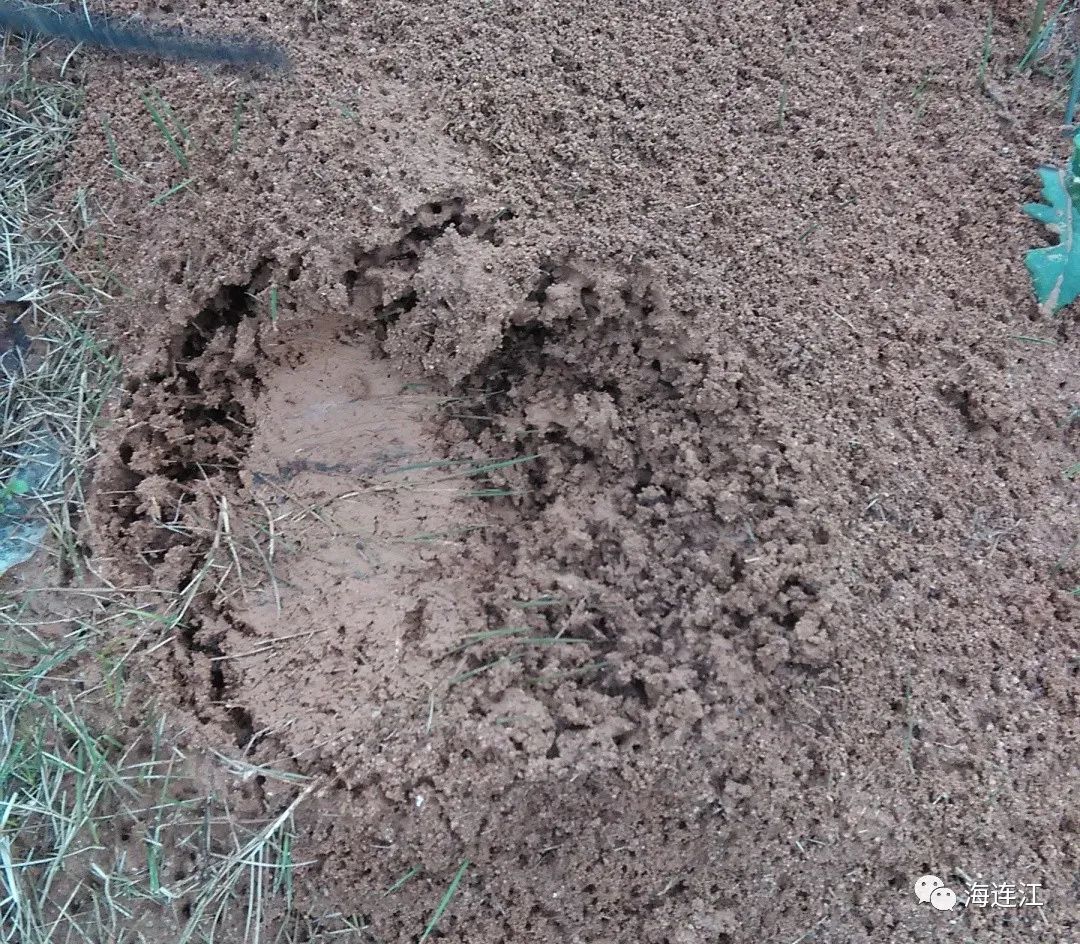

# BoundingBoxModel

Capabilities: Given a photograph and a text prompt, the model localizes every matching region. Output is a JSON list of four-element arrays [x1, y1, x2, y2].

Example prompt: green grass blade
[[1018, 0, 1066, 72], [101, 116, 126, 180], [418, 859, 469, 944], [150, 178, 194, 206], [1065, 53, 1080, 127], [977, 10, 993, 88], [384, 865, 421, 896], [139, 89, 189, 170]]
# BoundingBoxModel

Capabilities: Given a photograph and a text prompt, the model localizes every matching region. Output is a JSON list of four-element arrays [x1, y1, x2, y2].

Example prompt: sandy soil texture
[[35, 0, 1080, 939]]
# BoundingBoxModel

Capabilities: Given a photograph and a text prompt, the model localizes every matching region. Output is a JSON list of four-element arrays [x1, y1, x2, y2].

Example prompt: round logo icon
[[914, 875, 944, 904], [930, 887, 957, 911]]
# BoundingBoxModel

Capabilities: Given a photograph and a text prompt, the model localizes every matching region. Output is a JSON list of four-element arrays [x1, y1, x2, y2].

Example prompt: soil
[[16, 0, 1080, 940]]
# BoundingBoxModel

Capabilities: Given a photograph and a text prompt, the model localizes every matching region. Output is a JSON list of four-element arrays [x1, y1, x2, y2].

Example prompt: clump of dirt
[[33, 0, 1080, 940]]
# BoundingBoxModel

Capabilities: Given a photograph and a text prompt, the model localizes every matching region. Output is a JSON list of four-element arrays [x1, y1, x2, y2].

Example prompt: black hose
[[0, 1, 287, 70]]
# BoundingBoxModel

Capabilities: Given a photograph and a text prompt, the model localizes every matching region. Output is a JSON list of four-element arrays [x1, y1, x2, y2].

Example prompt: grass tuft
[[138, 88, 190, 170], [1, 34, 322, 944], [1018, 0, 1067, 72], [1, 641, 320, 944], [1, 39, 118, 578]]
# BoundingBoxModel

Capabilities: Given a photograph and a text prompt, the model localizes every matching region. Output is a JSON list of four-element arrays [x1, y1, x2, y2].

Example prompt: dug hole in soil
[[37, 0, 1080, 940]]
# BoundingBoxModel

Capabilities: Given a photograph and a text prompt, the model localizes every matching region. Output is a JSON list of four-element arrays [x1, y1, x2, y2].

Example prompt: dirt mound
[[45, 0, 1080, 939]]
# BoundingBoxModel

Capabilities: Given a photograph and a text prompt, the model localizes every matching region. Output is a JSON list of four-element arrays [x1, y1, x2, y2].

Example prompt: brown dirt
[[25, 0, 1080, 939]]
